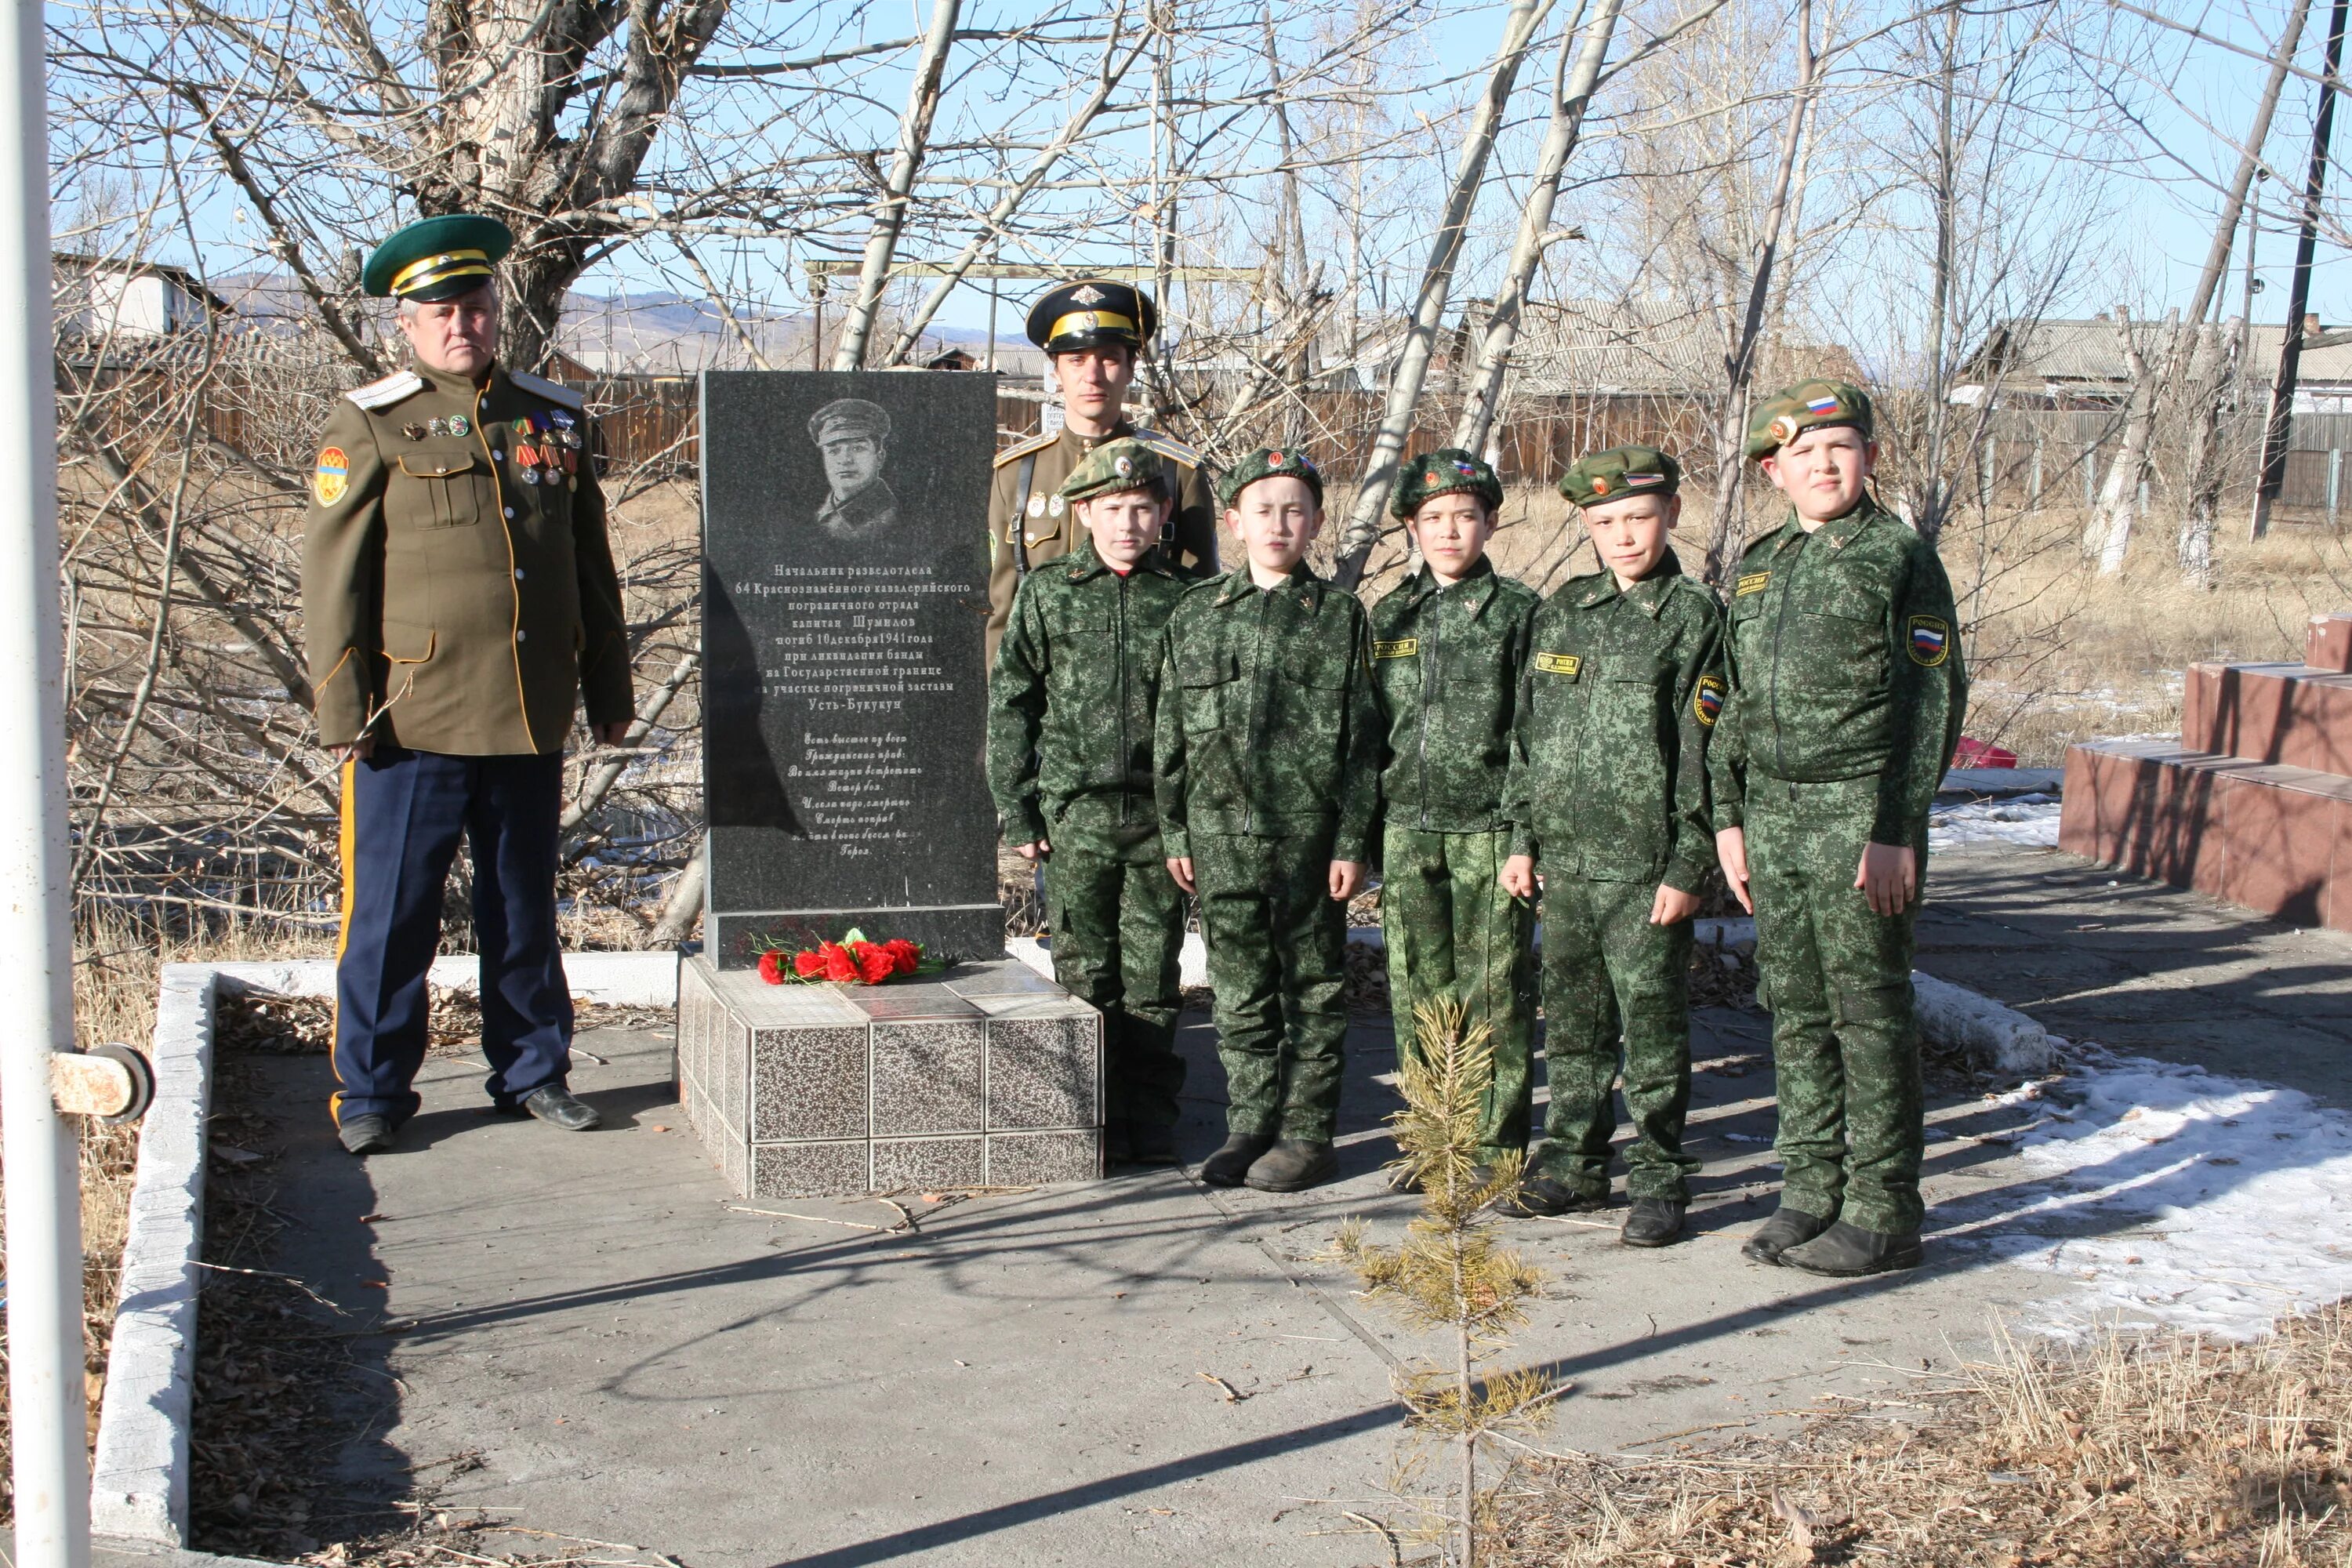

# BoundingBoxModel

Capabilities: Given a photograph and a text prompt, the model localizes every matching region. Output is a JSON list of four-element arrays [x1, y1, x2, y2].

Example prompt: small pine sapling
[[1326, 999, 1552, 1568]]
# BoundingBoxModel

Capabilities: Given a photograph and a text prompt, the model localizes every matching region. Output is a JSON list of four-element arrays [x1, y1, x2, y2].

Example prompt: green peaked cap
[[1559, 444, 1682, 506], [1059, 437, 1172, 504], [1392, 447, 1504, 519], [1744, 379, 1874, 460], [363, 213, 514, 300], [1217, 445, 1323, 510]]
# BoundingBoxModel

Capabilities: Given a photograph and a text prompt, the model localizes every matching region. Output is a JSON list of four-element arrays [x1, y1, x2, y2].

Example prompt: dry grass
[[1481, 1301, 2352, 1566]]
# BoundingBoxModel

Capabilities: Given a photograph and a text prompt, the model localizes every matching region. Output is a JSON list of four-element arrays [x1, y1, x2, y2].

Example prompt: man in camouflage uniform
[[1711, 381, 1968, 1276], [986, 440, 1193, 1165], [1501, 446, 1724, 1246], [1156, 448, 1381, 1193], [1368, 448, 1538, 1175], [985, 278, 1220, 670]]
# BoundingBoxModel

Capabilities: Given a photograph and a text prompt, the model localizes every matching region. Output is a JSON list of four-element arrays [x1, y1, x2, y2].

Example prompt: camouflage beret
[[1059, 437, 1171, 505], [808, 397, 891, 445], [1744, 379, 1873, 460], [1218, 445, 1323, 510], [1391, 447, 1504, 519], [1559, 445, 1682, 507]]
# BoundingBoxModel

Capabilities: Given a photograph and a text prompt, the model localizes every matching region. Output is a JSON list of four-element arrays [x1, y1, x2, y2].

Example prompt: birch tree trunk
[[832, 0, 964, 371], [1448, 0, 1625, 457], [1700, 0, 1818, 585], [1328, 0, 1558, 590], [2089, 307, 2161, 573]]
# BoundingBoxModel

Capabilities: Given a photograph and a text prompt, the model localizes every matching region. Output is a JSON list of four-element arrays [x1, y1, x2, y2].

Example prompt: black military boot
[[1500, 1174, 1606, 1218], [338, 1114, 394, 1156], [1127, 1120, 1181, 1167], [1740, 1205, 1835, 1265], [1244, 1138, 1337, 1192], [1621, 1197, 1687, 1247], [521, 1085, 601, 1131], [1200, 1131, 1276, 1187], [1780, 1221, 1922, 1277]]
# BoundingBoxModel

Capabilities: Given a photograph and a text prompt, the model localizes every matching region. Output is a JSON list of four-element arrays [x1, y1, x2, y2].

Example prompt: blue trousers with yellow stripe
[[334, 746, 573, 1127]]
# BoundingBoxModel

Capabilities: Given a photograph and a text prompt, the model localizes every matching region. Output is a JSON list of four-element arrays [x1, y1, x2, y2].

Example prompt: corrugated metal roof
[[1509, 299, 1729, 394], [1967, 318, 2352, 388]]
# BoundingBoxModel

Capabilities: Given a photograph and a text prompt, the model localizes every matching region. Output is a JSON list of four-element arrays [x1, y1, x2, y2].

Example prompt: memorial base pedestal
[[677, 953, 1103, 1196]]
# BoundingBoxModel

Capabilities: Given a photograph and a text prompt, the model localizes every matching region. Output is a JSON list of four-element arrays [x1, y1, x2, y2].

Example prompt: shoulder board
[[992, 430, 1060, 470], [1130, 428, 1203, 466], [508, 369, 585, 410], [344, 369, 424, 411]]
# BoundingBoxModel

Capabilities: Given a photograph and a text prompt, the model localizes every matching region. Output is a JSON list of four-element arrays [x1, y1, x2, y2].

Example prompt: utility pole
[[2252, 0, 2349, 539]]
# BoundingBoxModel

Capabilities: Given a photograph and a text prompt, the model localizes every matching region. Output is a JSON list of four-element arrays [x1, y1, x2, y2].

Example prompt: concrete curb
[[90, 951, 684, 1544], [90, 966, 217, 1543]]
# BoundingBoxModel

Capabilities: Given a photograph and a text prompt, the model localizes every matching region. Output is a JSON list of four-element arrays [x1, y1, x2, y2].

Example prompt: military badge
[[449, 414, 471, 437], [543, 466, 561, 485], [1589, 476, 1610, 497], [1071, 284, 1106, 305], [313, 447, 348, 506], [516, 442, 539, 467], [1048, 494, 1065, 516], [549, 408, 575, 429], [1114, 455, 1133, 477], [1534, 652, 1581, 677], [426, 418, 446, 437], [1269, 451, 1287, 467], [402, 423, 426, 441], [519, 467, 539, 485], [1694, 675, 1727, 726], [1907, 615, 1950, 666], [1769, 414, 1800, 445], [1027, 493, 1046, 517], [1371, 638, 1419, 659], [1735, 572, 1771, 597]]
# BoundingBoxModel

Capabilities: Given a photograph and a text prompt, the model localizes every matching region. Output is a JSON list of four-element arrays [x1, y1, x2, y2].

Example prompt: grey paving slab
[[1918, 845, 2352, 1109]]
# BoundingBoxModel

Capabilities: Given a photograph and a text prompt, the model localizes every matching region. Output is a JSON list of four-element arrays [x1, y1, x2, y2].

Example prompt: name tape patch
[[1735, 572, 1771, 597], [1534, 652, 1581, 677], [1694, 674, 1727, 727], [1908, 615, 1951, 666], [1372, 638, 1420, 659]]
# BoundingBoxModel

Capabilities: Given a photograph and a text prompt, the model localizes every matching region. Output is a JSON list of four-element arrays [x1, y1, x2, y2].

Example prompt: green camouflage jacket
[[1152, 563, 1382, 862], [1711, 496, 1969, 844], [1367, 557, 1538, 833], [1504, 554, 1726, 891], [986, 540, 1190, 855]]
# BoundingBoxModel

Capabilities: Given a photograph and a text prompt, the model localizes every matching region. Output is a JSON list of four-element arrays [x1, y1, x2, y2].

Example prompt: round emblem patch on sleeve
[[1694, 673, 1727, 726], [1907, 615, 1950, 666], [313, 447, 349, 506]]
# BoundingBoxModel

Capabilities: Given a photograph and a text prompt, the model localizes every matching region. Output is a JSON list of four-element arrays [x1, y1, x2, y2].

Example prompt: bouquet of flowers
[[757, 928, 929, 986]]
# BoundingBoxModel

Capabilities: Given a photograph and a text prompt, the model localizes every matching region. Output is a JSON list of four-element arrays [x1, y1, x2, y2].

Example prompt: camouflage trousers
[[1746, 775, 1926, 1236], [1381, 824, 1535, 1161], [1532, 874, 1697, 1201], [1045, 840, 1187, 1134], [1192, 832, 1348, 1142]]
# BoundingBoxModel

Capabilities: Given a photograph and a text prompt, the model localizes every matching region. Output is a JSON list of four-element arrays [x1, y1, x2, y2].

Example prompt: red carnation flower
[[857, 945, 896, 984], [883, 938, 921, 975], [819, 942, 858, 982], [793, 949, 825, 978], [757, 949, 787, 985]]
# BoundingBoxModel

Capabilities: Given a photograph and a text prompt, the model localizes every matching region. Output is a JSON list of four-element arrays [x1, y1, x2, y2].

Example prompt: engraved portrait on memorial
[[807, 397, 899, 542]]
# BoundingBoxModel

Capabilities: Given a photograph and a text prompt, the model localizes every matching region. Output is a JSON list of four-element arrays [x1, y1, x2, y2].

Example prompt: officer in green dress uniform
[[303, 214, 635, 1155], [985, 279, 1221, 671]]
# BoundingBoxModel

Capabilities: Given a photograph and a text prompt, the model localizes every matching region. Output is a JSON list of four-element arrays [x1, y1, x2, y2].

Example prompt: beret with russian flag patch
[[1391, 445, 1504, 518], [1218, 445, 1324, 510], [1558, 444, 1682, 507], [1744, 378, 1874, 459]]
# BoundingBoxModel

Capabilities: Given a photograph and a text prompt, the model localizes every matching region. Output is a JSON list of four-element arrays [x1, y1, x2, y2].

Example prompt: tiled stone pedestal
[[677, 953, 1102, 1196]]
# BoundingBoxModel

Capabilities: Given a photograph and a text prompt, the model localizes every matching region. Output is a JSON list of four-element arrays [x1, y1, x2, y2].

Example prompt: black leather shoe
[[1741, 1206, 1835, 1265], [1621, 1197, 1687, 1248], [1127, 1122, 1181, 1167], [521, 1085, 601, 1131], [1200, 1131, 1275, 1186], [1243, 1138, 1337, 1192], [338, 1114, 394, 1156], [1500, 1174, 1606, 1218], [1780, 1221, 1922, 1277]]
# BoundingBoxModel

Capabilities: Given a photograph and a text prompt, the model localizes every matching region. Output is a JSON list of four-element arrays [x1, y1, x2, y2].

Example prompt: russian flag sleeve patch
[[1908, 615, 1950, 666]]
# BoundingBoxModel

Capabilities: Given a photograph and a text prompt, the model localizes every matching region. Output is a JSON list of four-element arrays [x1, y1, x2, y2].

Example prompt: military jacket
[[985, 421, 1218, 669], [1711, 497, 1968, 844], [1367, 558, 1538, 833], [1504, 556, 1726, 891], [302, 360, 633, 755], [1152, 564, 1381, 862], [986, 541, 1191, 856]]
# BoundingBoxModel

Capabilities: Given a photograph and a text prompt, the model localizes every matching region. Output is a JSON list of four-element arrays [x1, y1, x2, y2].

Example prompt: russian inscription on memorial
[[701, 372, 1002, 967]]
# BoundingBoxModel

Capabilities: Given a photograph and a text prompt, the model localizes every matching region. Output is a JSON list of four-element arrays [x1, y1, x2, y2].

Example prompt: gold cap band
[[1047, 309, 1137, 342], [390, 249, 492, 296]]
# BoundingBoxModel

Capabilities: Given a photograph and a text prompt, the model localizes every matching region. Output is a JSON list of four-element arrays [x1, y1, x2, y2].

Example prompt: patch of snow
[[1929, 794, 2063, 850], [1913, 971, 2063, 1073], [1936, 1048, 2352, 1338]]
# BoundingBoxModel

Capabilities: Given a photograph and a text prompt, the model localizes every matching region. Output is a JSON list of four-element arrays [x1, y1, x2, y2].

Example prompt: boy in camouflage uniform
[[1711, 381, 1967, 1277], [1155, 448, 1382, 1193], [1500, 446, 1725, 1247], [987, 440, 1194, 1165], [1368, 448, 1539, 1177]]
